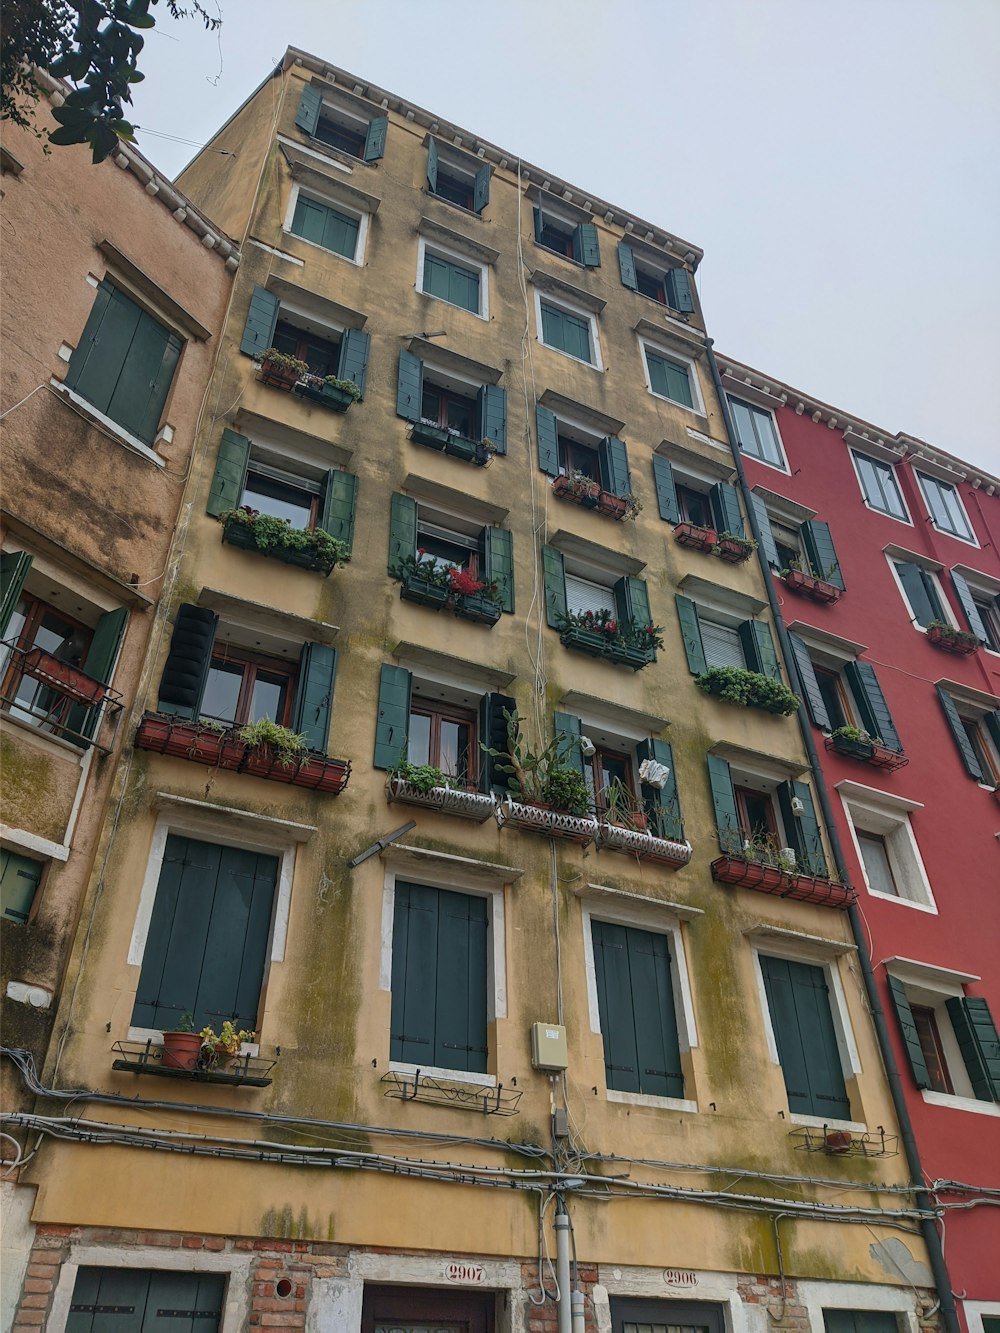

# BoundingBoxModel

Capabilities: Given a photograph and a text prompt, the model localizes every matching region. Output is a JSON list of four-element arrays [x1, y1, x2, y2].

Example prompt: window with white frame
[[916, 471, 976, 543], [581, 898, 696, 1109], [851, 451, 909, 521], [418, 240, 488, 318], [643, 342, 701, 413], [838, 782, 936, 910], [535, 290, 601, 368], [729, 396, 786, 470], [286, 188, 365, 263], [886, 963, 1000, 1113], [533, 199, 600, 268], [889, 555, 949, 629]]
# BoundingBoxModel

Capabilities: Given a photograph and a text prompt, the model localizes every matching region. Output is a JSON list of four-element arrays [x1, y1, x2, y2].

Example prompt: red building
[[716, 356, 1000, 1326]]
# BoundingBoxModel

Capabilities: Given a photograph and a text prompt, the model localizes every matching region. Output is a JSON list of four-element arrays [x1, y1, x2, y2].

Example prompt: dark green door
[[67, 1267, 225, 1332], [132, 835, 279, 1032]]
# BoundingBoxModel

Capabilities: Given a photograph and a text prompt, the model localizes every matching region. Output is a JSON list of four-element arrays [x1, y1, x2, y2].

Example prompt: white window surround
[[849, 449, 912, 526], [837, 780, 936, 913], [964, 1303, 1000, 1333], [276, 130, 353, 176], [580, 896, 698, 1114], [378, 861, 508, 1084], [749, 939, 864, 1132], [282, 181, 369, 266], [416, 235, 490, 320], [728, 395, 789, 473], [52, 380, 166, 468], [885, 960, 999, 1117], [915, 468, 978, 546], [532, 287, 603, 370], [884, 551, 956, 637], [640, 338, 706, 416], [126, 807, 302, 1043], [802, 1281, 920, 1333], [47, 1245, 253, 1333]]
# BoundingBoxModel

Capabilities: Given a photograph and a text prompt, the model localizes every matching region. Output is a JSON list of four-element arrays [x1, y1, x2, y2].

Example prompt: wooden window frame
[[272, 318, 341, 377], [362, 1284, 494, 1333], [241, 466, 321, 533], [734, 784, 779, 843], [911, 1003, 955, 1095], [635, 265, 668, 305], [202, 646, 297, 728], [814, 664, 855, 732], [585, 745, 635, 817], [558, 434, 600, 480], [960, 715, 999, 783], [1, 592, 94, 723], [675, 482, 712, 528], [972, 595, 1000, 652], [409, 697, 478, 789], [421, 379, 479, 437]]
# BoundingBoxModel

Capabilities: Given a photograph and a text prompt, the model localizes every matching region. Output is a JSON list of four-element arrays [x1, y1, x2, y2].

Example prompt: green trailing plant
[[928, 620, 980, 649], [391, 757, 452, 793], [258, 347, 309, 376], [558, 608, 664, 653], [715, 531, 758, 554], [220, 507, 349, 567], [390, 550, 453, 589], [199, 1020, 254, 1069], [829, 724, 878, 745], [622, 494, 643, 520], [481, 709, 591, 815], [238, 716, 310, 769], [695, 666, 800, 716], [320, 375, 362, 400]]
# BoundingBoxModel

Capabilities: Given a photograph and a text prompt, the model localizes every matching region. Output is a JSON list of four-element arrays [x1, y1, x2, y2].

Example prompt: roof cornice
[[717, 354, 998, 494], [284, 49, 704, 270], [33, 69, 241, 270]]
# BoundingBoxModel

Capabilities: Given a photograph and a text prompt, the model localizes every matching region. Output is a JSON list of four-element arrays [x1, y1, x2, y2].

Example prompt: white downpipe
[[555, 1210, 572, 1333]]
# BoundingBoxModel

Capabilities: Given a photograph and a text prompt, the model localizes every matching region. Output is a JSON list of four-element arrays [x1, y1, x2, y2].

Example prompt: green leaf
[[48, 123, 92, 145]]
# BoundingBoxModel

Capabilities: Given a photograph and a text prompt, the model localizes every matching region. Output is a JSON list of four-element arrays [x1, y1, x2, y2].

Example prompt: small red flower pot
[[716, 538, 753, 564], [161, 1031, 203, 1071], [674, 523, 717, 552], [596, 491, 629, 520]]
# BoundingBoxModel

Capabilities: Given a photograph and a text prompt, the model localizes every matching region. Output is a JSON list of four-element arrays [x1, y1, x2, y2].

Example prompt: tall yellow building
[[4, 51, 944, 1333]]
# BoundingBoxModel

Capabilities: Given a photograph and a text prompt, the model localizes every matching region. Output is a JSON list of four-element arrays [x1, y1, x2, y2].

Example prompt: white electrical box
[[531, 1021, 568, 1071]]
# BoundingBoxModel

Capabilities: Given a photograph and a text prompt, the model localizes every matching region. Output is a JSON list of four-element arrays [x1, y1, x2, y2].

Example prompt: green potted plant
[[161, 1012, 203, 1071], [484, 710, 594, 841], [552, 470, 601, 507], [695, 666, 800, 715], [293, 372, 361, 412], [715, 532, 758, 563], [257, 347, 308, 389], [239, 717, 311, 779], [199, 1020, 255, 1072], [602, 777, 648, 831], [390, 550, 452, 608], [219, 506, 349, 576], [926, 620, 980, 655], [828, 724, 876, 761]]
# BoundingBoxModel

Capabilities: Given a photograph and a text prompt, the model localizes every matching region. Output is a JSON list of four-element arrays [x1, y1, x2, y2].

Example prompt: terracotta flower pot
[[161, 1031, 203, 1071], [674, 523, 717, 552]]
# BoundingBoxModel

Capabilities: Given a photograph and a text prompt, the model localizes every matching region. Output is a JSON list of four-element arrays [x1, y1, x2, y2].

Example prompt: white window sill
[[127, 1027, 260, 1056], [865, 886, 938, 914], [789, 1112, 868, 1132], [52, 381, 165, 467], [426, 190, 483, 221], [0, 709, 85, 758], [538, 338, 600, 371], [736, 446, 789, 475], [606, 1089, 697, 1113], [282, 227, 362, 267], [419, 288, 487, 321], [922, 1089, 1000, 1118], [927, 522, 978, 548], [388, 1060, 496, 1088], [861, 499, 912, 526]]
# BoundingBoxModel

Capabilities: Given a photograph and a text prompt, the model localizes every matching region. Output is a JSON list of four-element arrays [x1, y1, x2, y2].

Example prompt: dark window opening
[[241, 470, 319, 531], [313, 115, 366, 158], [1, 594, 93, 733], [422, 381, 478, 437], [200, 647, 296, 728], [973, 596, 1000, 652], [272, 319, 341, 377], [558, 435, 599, 481], [584, 746, 634, 817], [434, 168, 475, 211], [676, 483, 712, 528], [635, 267, 667, 304], [362, 1285, 494, 1333], [961, 718, 998, 782], [734, 785, 778, 843], [408, 699, 477, 786], [538, 220, 574, 258], [814, 666, 852, 732], [911, 1005, 954, 1095]]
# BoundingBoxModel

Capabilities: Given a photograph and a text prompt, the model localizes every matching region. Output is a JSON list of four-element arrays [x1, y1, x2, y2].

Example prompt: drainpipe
[[703, 338, 959, 1333], [555, 1205, 573, 1333]]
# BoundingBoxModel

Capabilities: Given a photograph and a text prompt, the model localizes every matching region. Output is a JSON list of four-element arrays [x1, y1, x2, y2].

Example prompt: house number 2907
[[445, 1262, 486, 1283]]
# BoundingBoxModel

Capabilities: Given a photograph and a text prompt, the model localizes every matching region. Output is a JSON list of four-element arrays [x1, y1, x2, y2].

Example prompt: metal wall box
[[530, 1021, 568, 1071]]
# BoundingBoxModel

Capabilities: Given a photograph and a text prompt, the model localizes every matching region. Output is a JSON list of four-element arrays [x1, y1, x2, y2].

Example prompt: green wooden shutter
[[240, 286, 280, 358], [617, 242, 637, 291], [886, 975, 932, 1090], [484, 526, 514, 614], [936, 687, 984, 781], [390, 881, 437, 1065], [206, 428, 250, 516], [473, 163, 490, 213], [667, 267, 695, 313], [364, 115, 388, 161], [67, 606, 128, 744], [1, 850, 44, 924], [123, 317, 181, 445], [710, 482, 744, 538], [637, 738, 682, 841], [479, 383, 507, 454], [739, 620, 782, 681], [373, 663, 412, 770], [599, 437, 632, 498], [396, 349, 423, 421], [573, 223, 600, 267], [295, 84, 322, 135], [946, 997, 1000, 1101], [615, 576, 652, 636], [319, 470, 357, 552], [787, 632, 831, 729], [592, 918, 641, 1094], [707, 754, 741, 853], [542, 544, 567, 628], [802, 519, 845, 590], [426, 138, 438, 193], [985, 711, 1000, 753], [553, 711, 585, 781], [652, 456, 680, 524], [777, 780, 827, 877], [63, 281, 134, 407], [533, 206, 544, 244], [479, 691, 516, 793], [536, 404, 559, 476], [760, 955, 851, 1118], [388, 493, 417, 573], [0, 551, 33, 634], [951, 570, 988, 642], [157, 603, 217, 718], [132, 835, 278, 1032], [845, 661, 902, 751], [592, 920, 682, 1098], [434, 888, 488, 1072], [292, 643, 337, 753], [675, 595, 707, 674], [338, 328, 370, 399], [749, 494, 779, 568]]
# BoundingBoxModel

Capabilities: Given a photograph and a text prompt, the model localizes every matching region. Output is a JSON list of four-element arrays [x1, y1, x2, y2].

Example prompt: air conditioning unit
[[639, 758, 670, 789]]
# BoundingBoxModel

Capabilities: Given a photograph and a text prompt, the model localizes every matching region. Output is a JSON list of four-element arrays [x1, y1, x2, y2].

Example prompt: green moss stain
[[0, 735, 66, 841], [259, 1203, 335, 1240]]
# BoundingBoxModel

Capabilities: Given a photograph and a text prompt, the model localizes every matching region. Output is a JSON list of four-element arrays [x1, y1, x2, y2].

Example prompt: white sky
[[128, 0, 999, 473]]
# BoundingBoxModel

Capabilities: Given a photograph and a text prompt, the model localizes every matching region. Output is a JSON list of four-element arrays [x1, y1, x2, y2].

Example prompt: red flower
[[605, 620, 618, 635], [448, 568, 486, 596], [584, 610, 594, 619]]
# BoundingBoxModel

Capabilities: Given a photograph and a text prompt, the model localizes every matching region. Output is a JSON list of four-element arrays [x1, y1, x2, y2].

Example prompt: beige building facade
[[3, 53, 942, 1333]]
